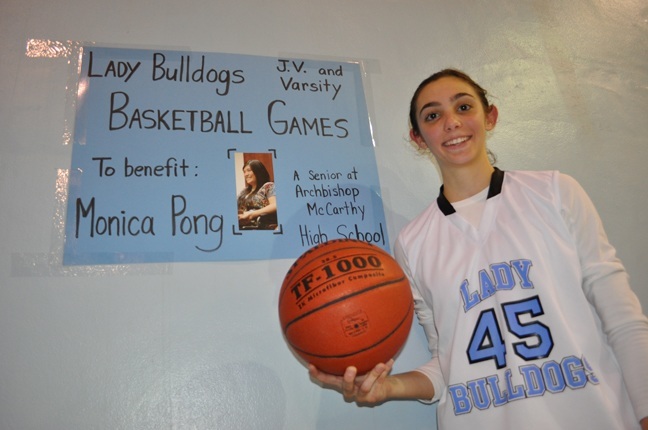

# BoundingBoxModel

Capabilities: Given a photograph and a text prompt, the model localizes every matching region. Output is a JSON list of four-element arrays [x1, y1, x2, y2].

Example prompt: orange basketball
[[278, 238, 414, 376]]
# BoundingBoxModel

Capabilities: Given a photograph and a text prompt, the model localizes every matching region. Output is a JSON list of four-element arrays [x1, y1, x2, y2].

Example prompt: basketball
[[278, 238, 414, 376]]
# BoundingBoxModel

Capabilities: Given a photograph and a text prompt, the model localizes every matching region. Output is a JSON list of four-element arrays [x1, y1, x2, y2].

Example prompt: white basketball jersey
[[395, 169, 639, 429]]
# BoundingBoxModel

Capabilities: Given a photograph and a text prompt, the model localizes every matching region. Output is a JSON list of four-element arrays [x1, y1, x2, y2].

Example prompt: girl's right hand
[[308, 360, 395, 405]]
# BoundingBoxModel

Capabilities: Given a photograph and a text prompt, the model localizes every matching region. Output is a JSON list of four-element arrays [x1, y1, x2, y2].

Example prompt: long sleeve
[[559, 173, 648, 422], [394, 237, 445, 404]]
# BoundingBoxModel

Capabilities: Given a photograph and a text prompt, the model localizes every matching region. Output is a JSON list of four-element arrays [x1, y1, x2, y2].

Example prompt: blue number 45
[[467, 295, 554, 369]]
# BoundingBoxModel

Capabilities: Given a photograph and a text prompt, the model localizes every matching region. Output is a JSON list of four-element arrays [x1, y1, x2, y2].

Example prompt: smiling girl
[[309, 69, 648, 429]]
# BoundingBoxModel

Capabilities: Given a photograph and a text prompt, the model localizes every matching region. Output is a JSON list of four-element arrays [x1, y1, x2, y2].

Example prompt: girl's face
[[243, 165, 257, 187], [410, 76, 498, 171]]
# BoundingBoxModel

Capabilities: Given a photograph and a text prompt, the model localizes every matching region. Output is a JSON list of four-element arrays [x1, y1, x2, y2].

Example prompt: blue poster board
[[63, 46, 389, 265]]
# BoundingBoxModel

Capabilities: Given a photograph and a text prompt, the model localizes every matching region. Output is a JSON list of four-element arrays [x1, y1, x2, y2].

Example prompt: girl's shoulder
[[259, 181, 275, 191]]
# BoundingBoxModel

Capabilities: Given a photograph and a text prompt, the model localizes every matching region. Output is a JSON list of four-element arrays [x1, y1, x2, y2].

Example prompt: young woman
[[237, 159, 278, 230], [309, 69, 648, 429]]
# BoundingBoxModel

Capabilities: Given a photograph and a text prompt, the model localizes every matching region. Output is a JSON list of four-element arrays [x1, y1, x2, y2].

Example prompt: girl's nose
[[444, 114, 461, 131]]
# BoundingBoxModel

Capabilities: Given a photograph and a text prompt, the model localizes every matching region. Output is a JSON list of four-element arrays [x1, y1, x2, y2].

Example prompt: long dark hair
[[243, 159, 271, 194]]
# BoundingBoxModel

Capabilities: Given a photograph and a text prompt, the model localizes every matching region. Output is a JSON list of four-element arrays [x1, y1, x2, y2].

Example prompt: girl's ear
[[485, 105, 499, 131], [410, 129, 427, 150]]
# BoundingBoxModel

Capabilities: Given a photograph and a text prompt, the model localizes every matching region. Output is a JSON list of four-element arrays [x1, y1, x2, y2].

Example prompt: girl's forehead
[[419, 77, 476, 101]]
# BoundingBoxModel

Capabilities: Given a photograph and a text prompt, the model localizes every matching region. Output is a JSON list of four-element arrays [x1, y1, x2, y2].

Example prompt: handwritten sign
[[63, 46, 389, 265]]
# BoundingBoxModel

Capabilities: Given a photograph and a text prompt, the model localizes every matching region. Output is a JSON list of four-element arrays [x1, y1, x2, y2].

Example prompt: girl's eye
[[424, 112, 439, 121], [458, 104, 472, 112]]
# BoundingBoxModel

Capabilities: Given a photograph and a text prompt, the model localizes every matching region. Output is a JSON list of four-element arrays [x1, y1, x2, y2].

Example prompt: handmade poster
[[63, 46, 389, 265]]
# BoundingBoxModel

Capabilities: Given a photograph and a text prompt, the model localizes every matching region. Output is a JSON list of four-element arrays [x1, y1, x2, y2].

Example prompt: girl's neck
[[440, 161, 494, 203]]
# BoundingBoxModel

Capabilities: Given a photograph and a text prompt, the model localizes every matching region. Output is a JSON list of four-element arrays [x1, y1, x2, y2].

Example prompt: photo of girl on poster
[[236, 153, 279, 230]]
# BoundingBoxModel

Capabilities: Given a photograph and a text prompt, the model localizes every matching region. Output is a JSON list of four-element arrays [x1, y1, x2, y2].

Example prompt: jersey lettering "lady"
[[460, 259, 534, 312]]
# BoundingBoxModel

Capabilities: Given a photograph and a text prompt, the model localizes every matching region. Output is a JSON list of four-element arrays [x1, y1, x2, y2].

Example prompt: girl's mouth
[[444, 136, 470, 147]]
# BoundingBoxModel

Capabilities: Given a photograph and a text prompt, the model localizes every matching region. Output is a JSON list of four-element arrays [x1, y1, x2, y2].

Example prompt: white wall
[[1, 0, 646, 429]]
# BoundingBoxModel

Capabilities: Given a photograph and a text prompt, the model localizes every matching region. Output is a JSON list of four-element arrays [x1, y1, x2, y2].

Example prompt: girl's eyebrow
[[418, 92, 475, 117]]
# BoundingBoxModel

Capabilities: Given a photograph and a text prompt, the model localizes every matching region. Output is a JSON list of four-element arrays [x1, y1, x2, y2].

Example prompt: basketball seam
[[282, 276, 408, 333], [292, 267, 383, 307], [288, 302, 413, 360]]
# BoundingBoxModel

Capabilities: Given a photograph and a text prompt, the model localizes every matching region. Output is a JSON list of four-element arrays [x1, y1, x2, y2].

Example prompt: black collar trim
[[436, 167, 505, 216]]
